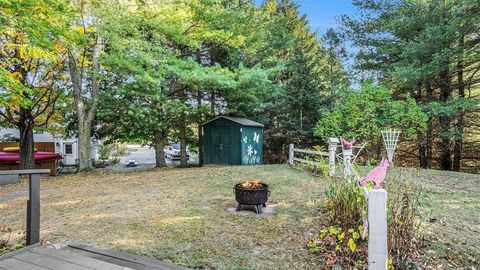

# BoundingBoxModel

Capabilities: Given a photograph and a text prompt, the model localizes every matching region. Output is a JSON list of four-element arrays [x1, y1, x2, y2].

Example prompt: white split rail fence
[[288, 143, 335, 174], [288, 144, 329, 164], [288, 140, 389, 270]]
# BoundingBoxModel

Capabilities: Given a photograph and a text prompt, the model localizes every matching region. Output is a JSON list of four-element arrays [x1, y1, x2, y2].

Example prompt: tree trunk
[[415, 82, 427, 168], [425, 81, 433, 168], [77, 123, 93, 171], [197, 90, 204, 167], [68, 38, 101, 172], [438, 71, 452, 170], [417, 134, 427, 168], [453, 107, 465, 172], [18, 109, 35, 169], [179, 88, 188, 168], [179, 114, 188, 168], [154, 130, 167, 168], [453, 35, 465, 172]]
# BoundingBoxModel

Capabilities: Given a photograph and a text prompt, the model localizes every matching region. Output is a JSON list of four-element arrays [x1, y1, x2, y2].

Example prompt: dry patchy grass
[[0, 165, 478, 269], [0, 165, 325, 269]]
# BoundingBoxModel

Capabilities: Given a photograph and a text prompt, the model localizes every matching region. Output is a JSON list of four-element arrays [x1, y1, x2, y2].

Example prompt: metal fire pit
[[234, 183, 269, 214]]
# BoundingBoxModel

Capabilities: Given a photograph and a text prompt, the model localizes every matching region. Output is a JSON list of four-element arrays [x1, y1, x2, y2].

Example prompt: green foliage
[[315, 82, 427, 141], [252, 0, 348, 145], [307, 225, 368, 267], [297, 146, 330, 177], [2, 0, 348, 168], [342, 0, 480, 171], [111, 157, 121, 165], [324, 177, 367, 230], [98, 144, 113, 161], [0, 0, 75, 167], [97, 0, 282, 150]]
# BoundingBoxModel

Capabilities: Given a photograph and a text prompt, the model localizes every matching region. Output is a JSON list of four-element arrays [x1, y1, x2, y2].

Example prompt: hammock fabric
[[0, 151, 62, 163]]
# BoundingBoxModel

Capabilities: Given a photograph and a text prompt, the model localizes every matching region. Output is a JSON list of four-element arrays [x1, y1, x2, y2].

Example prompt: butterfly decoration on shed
[[242, 131, 261, 165]]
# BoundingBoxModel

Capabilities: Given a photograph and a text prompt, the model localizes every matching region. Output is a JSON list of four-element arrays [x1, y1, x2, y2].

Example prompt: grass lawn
[[0, 165, 479, 269]]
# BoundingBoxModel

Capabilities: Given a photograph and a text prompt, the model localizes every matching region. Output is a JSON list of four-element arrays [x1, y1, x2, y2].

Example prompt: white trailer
[[55, 138, 100, 166]]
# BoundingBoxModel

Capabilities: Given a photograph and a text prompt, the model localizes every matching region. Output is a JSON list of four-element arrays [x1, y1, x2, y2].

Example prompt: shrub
[[98, 144, 113, 161], [301, 157, 330, 177], [308, 170, 423, 269], [111, 157, 121, 165], [324, 176, 367, 229]]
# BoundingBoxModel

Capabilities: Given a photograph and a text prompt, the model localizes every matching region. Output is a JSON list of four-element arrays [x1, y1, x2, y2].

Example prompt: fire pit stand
[[234, 182, 269, 214], [236, 202, 267, 214]]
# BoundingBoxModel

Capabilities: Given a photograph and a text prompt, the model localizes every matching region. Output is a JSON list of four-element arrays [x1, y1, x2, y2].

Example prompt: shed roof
[[202, 116, 264, 127]]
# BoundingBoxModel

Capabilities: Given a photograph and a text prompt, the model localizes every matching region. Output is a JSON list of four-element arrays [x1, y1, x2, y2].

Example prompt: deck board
[[15, 251, 96, 270], [0, 244, 190, 270], [0, 258, 51, 270]]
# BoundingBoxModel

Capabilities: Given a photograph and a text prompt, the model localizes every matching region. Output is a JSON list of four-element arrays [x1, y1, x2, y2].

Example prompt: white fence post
[[288, 143, 294, 165], [343, 148, 352, 179], [328, 138, 339, 177], [368, 189, 388, 270]]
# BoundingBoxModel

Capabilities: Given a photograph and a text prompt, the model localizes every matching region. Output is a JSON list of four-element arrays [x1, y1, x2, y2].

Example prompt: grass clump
[[0, 225, 24, 256]]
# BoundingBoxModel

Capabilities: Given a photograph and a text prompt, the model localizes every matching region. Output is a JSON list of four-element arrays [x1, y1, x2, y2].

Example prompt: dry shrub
[[385, 173, 423, 268]]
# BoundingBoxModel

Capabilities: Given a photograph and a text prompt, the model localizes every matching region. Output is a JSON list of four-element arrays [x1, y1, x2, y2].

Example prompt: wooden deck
[[0, 243, 190, 270]]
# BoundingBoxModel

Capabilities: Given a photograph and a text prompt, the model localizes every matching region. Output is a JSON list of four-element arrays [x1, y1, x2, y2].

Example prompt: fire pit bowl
[[234, 181, 270, 214]]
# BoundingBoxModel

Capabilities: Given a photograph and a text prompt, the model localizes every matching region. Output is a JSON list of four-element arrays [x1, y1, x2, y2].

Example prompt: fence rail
[[292, 148, 328, 156], [288, 144, 335, 175], [288, 144, 328, 164], [292, 157, 322, 166]]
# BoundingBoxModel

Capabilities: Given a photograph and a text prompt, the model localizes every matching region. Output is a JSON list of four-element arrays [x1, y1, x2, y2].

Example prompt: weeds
[[324, 177, 367, 229], [385, 173, 423, 268], [308, 225, 368, 267], [0, 225, 24, 256]]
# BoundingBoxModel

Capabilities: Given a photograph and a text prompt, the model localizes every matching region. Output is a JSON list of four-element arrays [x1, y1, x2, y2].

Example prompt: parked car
[[164, 143, 190, 160]]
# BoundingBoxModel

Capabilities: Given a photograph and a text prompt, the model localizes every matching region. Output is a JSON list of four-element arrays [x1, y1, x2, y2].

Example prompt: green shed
[[202, 116, 264, 165]]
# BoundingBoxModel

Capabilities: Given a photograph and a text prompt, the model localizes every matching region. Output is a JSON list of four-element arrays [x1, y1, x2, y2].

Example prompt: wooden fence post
[[328, 138, 339, 177], [26, 172, 41, 245], [288, 144, 294, 165], [0, 169, 49, 245], [368, 189, 388, 270]]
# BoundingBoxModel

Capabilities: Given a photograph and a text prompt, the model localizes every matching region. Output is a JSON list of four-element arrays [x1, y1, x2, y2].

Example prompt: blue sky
[[293, 0, 356, 35], [255, 0, 357, 36]]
